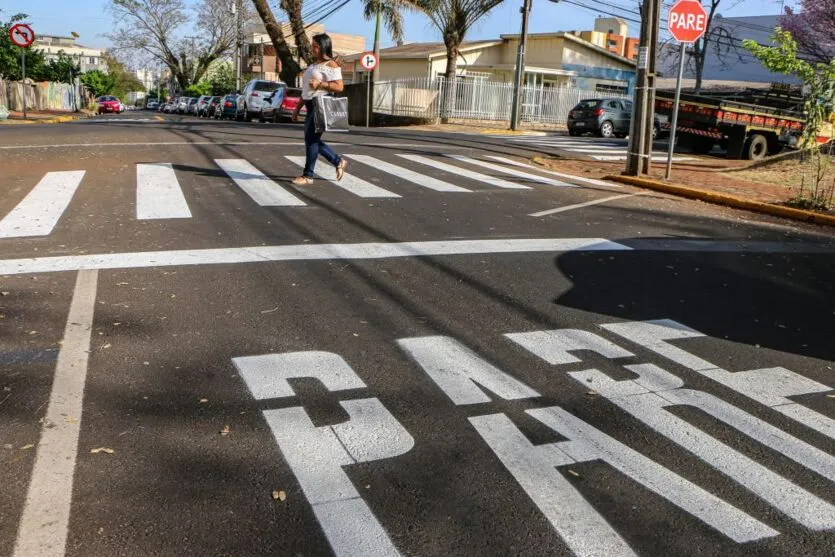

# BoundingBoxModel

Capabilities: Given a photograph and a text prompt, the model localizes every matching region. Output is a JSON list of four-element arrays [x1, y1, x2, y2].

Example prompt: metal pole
[[21, 49, 27, 119], [366, 70, 371, 128], [509, 0, 531, 131], [626, 0, 655, 175], [665, 43, 686, 181]]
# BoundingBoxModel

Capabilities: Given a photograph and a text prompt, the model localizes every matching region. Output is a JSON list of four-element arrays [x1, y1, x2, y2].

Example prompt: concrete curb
[[604, 174, 835, 227], [0, 113, 91, 125]]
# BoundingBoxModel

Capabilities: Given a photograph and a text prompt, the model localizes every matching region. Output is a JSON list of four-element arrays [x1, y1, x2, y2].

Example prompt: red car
[[97, 96, 122, 115], [258, 87, 307, 123]]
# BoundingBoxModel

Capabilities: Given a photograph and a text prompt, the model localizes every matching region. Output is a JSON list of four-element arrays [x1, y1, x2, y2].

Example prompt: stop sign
[[668, 0, 708, 43]]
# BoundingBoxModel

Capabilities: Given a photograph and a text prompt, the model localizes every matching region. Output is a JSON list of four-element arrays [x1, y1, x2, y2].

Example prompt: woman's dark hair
[[312, 33, 335, 61]]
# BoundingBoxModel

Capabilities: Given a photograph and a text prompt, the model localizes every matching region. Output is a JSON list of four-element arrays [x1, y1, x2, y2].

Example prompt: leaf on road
[[260, 307, 279, 314], [20, 444, 35, 450], [567, 469, 581, 478], [0, 292, 9, 296], [90, 447, 115, 454], [827, 394, 835, 399], [220, 425, 231, 436], [586, 390, 599, 396], [199, 398, 209, 404], [272, 490, 287, 501]]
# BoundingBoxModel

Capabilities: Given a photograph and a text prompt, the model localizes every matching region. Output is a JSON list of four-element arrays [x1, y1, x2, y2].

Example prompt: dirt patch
[[531, 155, 835, 212]]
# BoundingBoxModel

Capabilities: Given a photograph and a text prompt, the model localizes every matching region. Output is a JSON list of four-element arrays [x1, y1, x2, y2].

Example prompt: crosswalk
[[0, 153, 616, 239], [486, 134, 696, 162]]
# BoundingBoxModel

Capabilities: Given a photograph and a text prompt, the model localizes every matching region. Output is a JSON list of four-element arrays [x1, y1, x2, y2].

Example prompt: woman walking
[[292, 34, 347, 186]]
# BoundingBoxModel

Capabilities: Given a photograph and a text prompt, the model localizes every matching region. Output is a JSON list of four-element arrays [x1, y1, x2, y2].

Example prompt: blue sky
[[2, 0, 796, 51]]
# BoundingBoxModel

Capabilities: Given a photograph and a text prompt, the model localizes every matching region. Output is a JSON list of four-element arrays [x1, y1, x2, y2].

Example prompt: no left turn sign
[[360, 52, 378, 71], [9, 23, 35, 48]]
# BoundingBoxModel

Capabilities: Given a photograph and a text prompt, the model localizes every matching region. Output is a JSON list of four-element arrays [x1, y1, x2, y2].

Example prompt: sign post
[[665, 0, 707, 180], [359, 52, 378, 128], [9, 23, 36, 120]]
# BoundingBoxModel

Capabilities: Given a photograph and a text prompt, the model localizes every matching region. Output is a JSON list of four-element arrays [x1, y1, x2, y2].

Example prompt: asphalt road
[[1, 112, 834, 557]]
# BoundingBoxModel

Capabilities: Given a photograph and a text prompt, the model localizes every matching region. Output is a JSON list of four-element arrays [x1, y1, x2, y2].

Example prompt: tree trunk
[[281, 0, 313, 65], [373, 8, 381, 81], [440, 45, 457, 124], [251, 0, 302, 84]]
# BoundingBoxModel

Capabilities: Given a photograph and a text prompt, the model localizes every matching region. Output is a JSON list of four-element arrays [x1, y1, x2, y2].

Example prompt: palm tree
[[363, 0, 412, 80], [251, 0, 304, 84], [406, 0, 504, 120]]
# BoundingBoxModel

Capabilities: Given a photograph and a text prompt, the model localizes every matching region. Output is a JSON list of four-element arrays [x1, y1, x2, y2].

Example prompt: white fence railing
[[372, 76, 629, 125]]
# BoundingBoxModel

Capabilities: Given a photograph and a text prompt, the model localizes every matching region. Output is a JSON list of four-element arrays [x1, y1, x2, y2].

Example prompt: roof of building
[[499, 32, 636, 67], [342, 40, 503, 61]]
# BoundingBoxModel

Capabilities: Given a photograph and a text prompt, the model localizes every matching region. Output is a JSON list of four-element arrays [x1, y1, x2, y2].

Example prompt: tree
[[364, 0, 412, 80], [208, 62, 237, 94], [80, 70, 117, 97], [406, 0, 504, 120], [106, 0, 248, 90], [281, 0, 312, 65], [780, 0, 835, 65], [250, 0, 306, 84], [184, 82, 212, 97], [42, 51, 81, 83]]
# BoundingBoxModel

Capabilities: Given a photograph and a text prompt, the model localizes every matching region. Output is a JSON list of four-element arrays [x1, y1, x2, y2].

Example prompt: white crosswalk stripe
[[484, 157, 622, 189], [446, 155, 577, 188], [0, 171, 85, 238], [136, 163, 192, 219], [397, 154, 531, 190], [285, 156, 401, 198], [215, 159, 306, 206], [500, 136, 697, 162], [346, 155, 470, 192]]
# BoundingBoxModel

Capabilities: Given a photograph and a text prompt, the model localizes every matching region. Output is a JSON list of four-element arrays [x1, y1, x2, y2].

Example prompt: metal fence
[[372, 76, 629, 125]]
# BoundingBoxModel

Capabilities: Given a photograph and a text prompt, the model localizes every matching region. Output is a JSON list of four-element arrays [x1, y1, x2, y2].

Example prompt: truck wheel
[[744, 134, 768, 160]]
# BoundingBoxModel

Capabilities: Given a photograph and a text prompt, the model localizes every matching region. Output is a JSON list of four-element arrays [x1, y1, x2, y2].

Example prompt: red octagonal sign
[[668, 0, 708, 44]]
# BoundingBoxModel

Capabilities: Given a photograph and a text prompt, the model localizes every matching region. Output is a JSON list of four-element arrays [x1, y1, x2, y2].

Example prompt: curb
[[604, 175, 835, 227], [0, 113, 90, 125]]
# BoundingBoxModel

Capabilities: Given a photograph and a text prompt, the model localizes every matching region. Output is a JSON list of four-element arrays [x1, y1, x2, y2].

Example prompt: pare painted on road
[[234, 319, 835, 557]]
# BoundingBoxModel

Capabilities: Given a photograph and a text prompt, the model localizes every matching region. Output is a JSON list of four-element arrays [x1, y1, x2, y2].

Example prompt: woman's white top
[[301, 62, 343, 100]]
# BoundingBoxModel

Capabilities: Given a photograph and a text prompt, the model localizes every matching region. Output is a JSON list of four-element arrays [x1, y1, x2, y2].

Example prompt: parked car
[[567, 98, 660, 139], [204, 96, 222, 118], [146, 99, 160, 110], [187, 97, 200, 115], [96, 95, 122, 115], [195, 95, 212, 116], [260, 87, 306, 123], [216, 94, 245, 120], [176, 97, 191, 114], [241, 79, 285, 121]]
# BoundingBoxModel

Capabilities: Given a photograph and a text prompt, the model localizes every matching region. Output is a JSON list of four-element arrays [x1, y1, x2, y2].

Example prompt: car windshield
[[254, 81, 281, 92], [575, 100, 600, 110], [285, 89, 301, 98], [98, 96, 117, 102]]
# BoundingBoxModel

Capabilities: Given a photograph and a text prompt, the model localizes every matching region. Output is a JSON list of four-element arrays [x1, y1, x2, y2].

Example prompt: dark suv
[[568, 98, 661, 139]]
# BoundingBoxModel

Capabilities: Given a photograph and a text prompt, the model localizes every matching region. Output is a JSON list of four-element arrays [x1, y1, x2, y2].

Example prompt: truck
[[654, 87, 807, 160]]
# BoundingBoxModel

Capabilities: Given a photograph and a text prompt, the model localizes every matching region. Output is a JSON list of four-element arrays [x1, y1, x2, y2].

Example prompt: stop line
[[236, 318, 835, 557]]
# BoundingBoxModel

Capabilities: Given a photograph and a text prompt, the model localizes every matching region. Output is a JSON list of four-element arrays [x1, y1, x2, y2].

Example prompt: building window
[[608, 40, 618, 47], [595, 83, 628, 95], [89, 57, 96, 65]]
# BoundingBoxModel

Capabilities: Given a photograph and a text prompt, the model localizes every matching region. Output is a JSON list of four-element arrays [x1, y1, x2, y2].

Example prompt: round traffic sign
[[360, 52, 378, 71], [667, 0, 707, 44], [9, 23, 35, 48]]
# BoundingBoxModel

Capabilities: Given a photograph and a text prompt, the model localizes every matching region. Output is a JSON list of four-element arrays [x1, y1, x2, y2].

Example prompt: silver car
[[241, 79, 285, 121], [177, 97, 191, 114]]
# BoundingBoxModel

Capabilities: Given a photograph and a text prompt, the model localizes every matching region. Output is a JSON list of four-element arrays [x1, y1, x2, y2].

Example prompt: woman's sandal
[[292, 176, 314, 186], [336, 159, 347, 182]]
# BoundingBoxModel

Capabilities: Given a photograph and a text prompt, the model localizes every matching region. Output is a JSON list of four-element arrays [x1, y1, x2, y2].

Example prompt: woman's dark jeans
[[302, 99, 342, 177]]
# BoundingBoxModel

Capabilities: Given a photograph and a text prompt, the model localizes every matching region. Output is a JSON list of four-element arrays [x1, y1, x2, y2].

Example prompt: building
[[657, 14, 802, 89], [33, 34, 106, 74], [573, 17, 640, 62], [343, 31, 637, 94], [243, 23, 365, 82]]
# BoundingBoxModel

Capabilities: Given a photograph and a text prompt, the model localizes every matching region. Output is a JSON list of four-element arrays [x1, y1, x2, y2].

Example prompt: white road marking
[[484, 157, 622, 188], [215, 159, 306, 206], [397, 154, 531, 190], [0, 171, 84, 238], [285, 156, 401, 198], [446, 155, 577, 188], [136, 163, 192, 219], [505, 329, 634, 364], [13, 269, 98, 557], [0, 142, 472, 151], [345, 155, 470, 192], [529, 192, 649, 217], [602, 320, 835, 441], [0, 238, 629, 275], [397, 336, 540, 405]]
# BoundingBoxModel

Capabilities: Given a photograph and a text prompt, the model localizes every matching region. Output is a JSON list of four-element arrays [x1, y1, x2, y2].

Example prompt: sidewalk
[[531, 153, 835, 226], [0, 109, 93, 125]]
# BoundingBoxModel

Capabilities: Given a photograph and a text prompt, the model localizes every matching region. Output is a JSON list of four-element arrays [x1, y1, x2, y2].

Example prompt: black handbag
[[312, 95, 349, 134]]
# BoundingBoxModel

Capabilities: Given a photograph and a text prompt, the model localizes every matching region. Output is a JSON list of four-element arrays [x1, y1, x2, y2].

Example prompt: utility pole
[[625, 0, 660, 176], [232, 0, 243, 91], [509, 0, 532, 131]]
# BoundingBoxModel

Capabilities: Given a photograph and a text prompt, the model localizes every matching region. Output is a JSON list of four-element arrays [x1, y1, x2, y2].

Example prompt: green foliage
[[208, 63, 236, 95], [184, 81, 212, 97], [0, 12, 47, 80], [80, 70, 117, 97], [41, 51, 81, 82]]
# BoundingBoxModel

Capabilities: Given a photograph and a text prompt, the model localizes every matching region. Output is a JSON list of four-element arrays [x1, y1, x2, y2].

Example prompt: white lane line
[[446, 155, 578, 188], [215, 159, 306, 206], [483, 157, 621, 189], [0, 238, 630, 275], [530, 192, 650, 217], [346, 155, 470, 192], [397, 154, 531, 190], [136, 163, 192, 219], [0, 171, 85, 238], [13, 269, 98, 557], [285, 156, 401, 198]]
